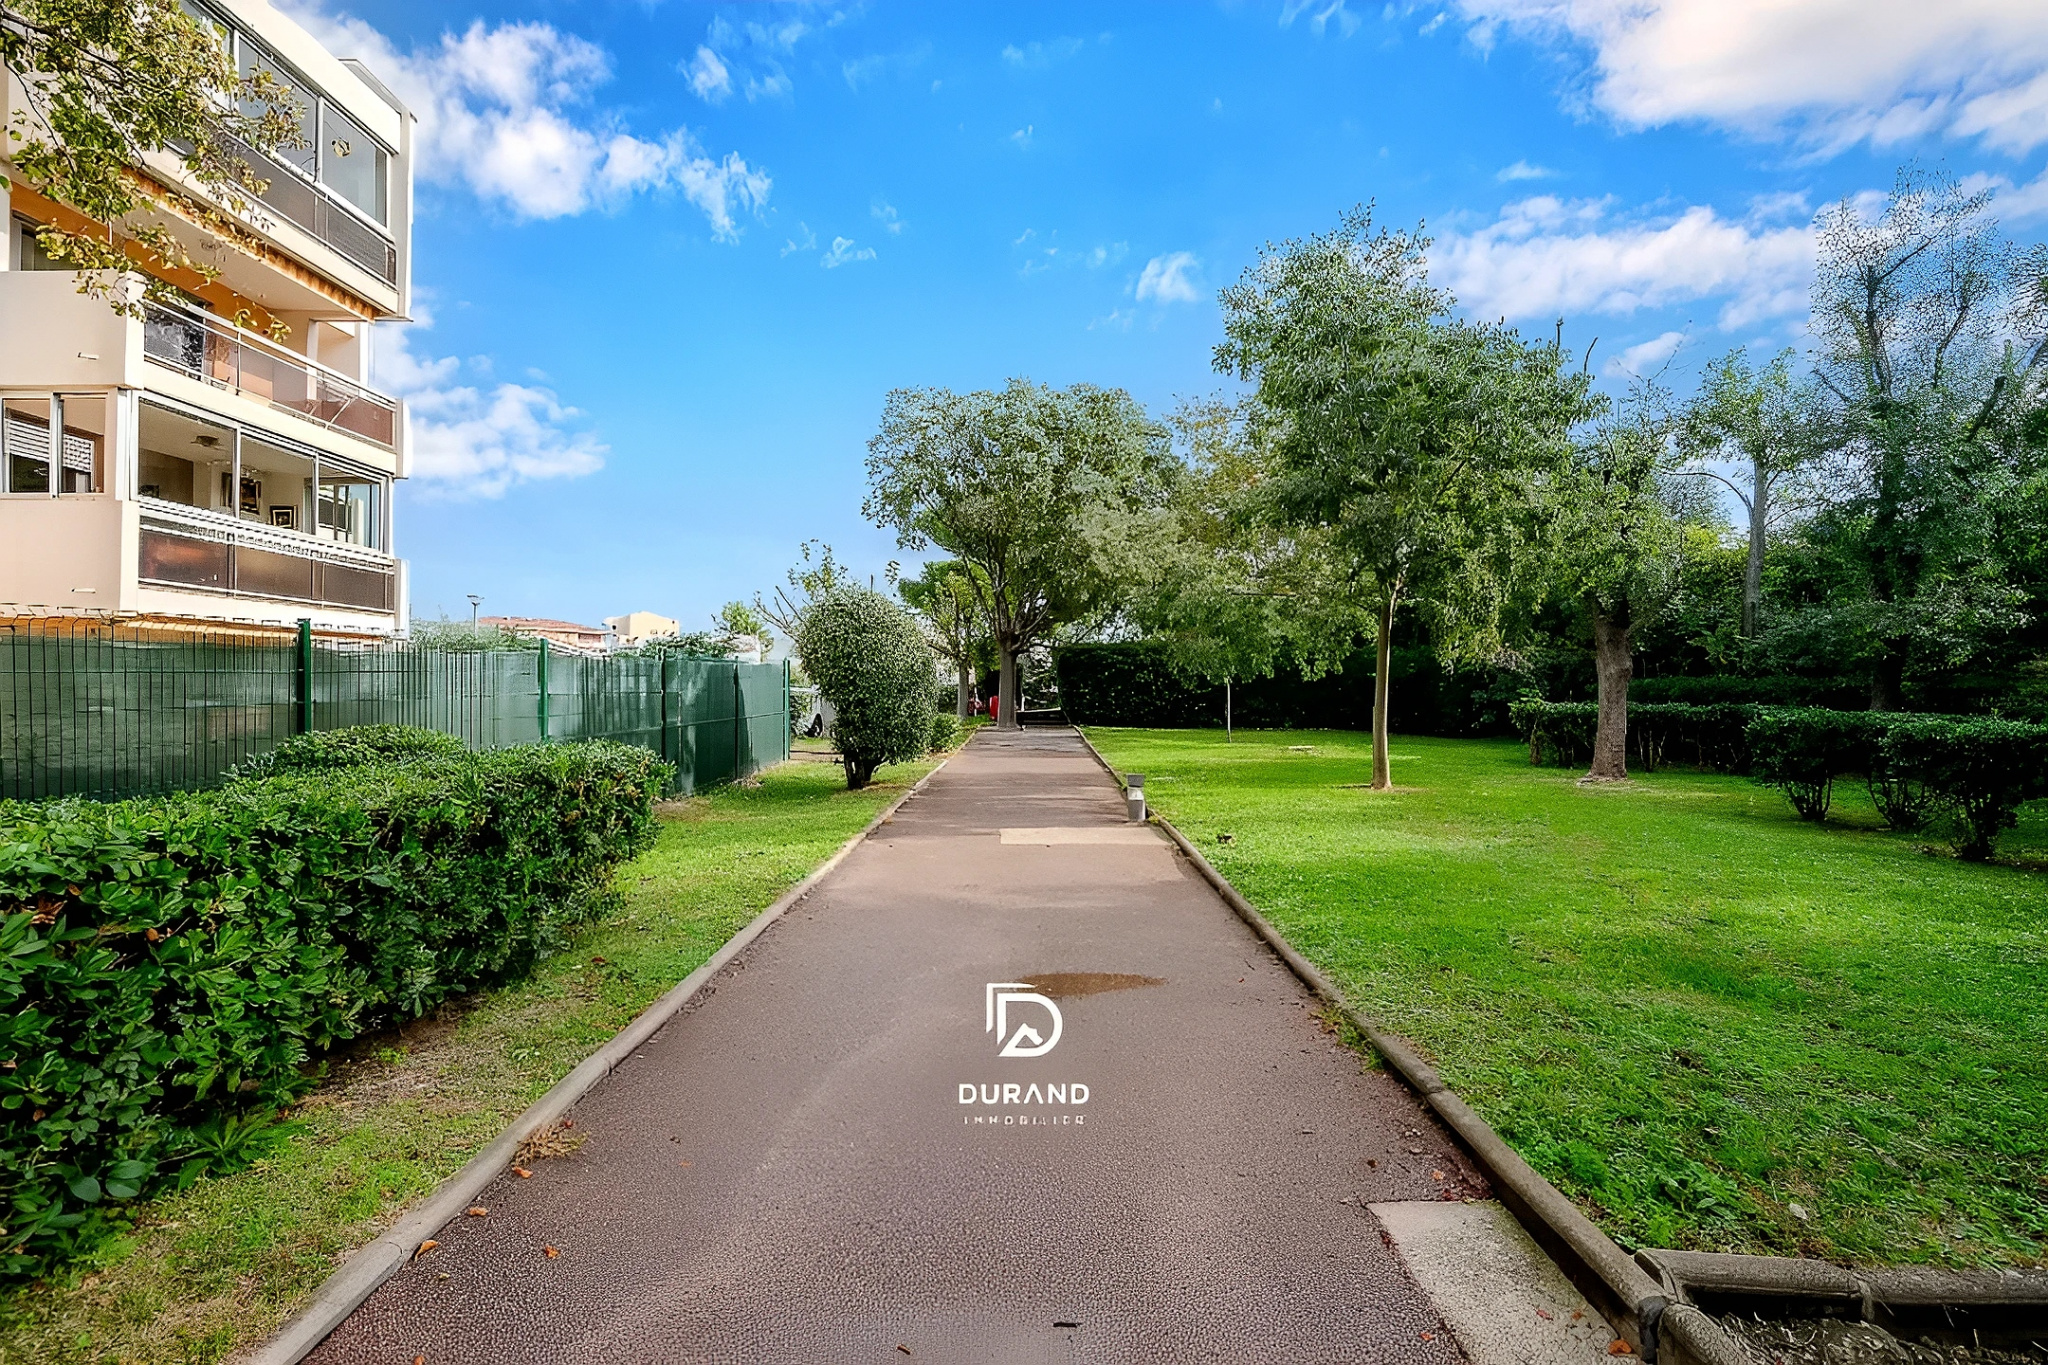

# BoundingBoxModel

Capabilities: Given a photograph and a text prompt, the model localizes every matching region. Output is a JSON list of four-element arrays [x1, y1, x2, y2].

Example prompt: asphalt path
[[310, 728, 1494, 1363]]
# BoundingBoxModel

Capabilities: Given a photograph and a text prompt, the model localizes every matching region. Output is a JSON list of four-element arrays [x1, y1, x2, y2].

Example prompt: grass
[[0, 757, 935, 1365], [1084, 727, 2048, 1269]]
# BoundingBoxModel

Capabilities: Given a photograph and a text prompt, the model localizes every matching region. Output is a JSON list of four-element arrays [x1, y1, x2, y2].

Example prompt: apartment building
[[0, 0, 414, 634]]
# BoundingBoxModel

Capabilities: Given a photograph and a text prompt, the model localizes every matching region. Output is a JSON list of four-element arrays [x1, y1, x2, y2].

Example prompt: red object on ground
[[989, 695, 999, 723]]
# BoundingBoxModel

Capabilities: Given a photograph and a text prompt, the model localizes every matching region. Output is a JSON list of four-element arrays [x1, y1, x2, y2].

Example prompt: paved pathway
[[311, 729, 1517, 1363]]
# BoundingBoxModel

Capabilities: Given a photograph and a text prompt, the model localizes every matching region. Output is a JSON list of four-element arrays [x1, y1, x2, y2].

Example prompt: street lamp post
[[467, 594, 484, 629]]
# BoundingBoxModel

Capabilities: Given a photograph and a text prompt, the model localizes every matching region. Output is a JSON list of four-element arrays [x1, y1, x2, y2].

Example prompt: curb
[[1070, 728, 1742, 1365], [239, 757, 950, 1365]]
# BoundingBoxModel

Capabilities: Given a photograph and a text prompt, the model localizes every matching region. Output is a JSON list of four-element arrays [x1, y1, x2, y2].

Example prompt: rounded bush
[[795, 588, 937, 789]]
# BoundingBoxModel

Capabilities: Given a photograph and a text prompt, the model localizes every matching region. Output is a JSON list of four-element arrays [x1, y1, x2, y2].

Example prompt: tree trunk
[[1587, 603, 1633, 782], [845, 756, 876, 790], [1742, 463, 1768, 637], [997, 646, 1020, 730], [1869, 654, 1904, 712], [956, 662, 971, 720], [1371, 594, 1395, 791]]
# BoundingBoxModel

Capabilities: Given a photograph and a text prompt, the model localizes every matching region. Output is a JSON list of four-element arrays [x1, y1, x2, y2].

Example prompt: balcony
[[215, 130, 399, 287], [137, 499, 396, 613], [142, 301, 397, 450]]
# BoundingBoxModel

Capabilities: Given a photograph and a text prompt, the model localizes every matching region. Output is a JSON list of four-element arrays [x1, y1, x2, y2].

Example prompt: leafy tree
[[2, 0, 301, 319], [898, 559, 991, 719], [1214, 208, 1594, 788], [1807, 168, 2045, 708], [406, 617, 539, 652], [865, 379, 1177, 728], [713, 600, 774, 655], [1548, 382, 1707, 781], [794, 587, 936, 789], [1678, 349, 1825, 638]]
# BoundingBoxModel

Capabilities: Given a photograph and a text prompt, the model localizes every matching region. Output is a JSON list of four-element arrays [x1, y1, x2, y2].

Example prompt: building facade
[[479, 617, 613, 654], [1, 0, 414, 635], [603, 611, 681, 648]]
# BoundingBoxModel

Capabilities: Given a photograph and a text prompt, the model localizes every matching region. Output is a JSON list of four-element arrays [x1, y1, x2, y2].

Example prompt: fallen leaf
[[415, 1357, 426, 1365], [1536, 1308, 1553, 1321], [1431, 1170, 1444, 1181], [1572, 1311, 1584, 1321], [561, 1119, 574, 1129], [1608, 1341, 1633, 1356], [543, 1245, 560, 1259], [466, 1206, 488, 1218], [512, 1166, 533, 1179], [145, 928, 161, 942], [590, 956, 607, 966], [896, 1347, 911, 1356], [678, 1160, 692, 1168], [413, 1240, 438, 1260], [1420, 1331, 1434, 1342]]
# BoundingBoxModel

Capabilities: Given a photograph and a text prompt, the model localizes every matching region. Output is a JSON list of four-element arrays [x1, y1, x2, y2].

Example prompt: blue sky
[[283, 0, 2048, 632]]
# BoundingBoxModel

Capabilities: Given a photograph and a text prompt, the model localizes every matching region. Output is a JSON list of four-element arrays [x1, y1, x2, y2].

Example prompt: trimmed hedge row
[[0, 734, 667, 1280], [1509, 699, 2048, 859]]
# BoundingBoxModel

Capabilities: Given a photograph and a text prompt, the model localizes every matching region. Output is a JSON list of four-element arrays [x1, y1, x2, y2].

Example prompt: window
[[2, 396, 106, 493], [138, 401, 233, 509], [319, 105, 387, 222], [13, 217, 71, 271], [238, 45, 316, 176], [318, 475, 380, 548]]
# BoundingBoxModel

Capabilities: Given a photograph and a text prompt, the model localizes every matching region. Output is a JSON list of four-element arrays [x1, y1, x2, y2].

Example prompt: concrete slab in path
[[309, 728, 1564, 1363]]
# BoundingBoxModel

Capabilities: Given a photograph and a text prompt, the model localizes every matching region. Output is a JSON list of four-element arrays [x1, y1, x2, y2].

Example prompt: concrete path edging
[[1070, 728, 1744, 1365], [236, 758, 949, 1365]]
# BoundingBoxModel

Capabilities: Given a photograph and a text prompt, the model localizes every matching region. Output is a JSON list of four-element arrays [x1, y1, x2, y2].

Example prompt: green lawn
[[0, 757, 935, 1365], [1085, 727, 2048, 1269]]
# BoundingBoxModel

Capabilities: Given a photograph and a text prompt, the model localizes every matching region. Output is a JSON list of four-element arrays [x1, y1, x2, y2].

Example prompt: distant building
[[604, 610, 679, 648], [479, 615, 609, 654]]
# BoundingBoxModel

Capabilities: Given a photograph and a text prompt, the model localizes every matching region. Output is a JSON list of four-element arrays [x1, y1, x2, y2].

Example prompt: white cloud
[[1431, 196, 1814, 329], [873, 202, 904, 234], [372, 320, 604, 499], [1455, 0, 2048, 155], [1603, 329, 1687, 378], [685, 46, 731, 103], [1964, 165, 2048, 222], [820, 236, 876, 269], [1497, 159, 1557, 181], [1279, 1, 1362, 39], [1001, 37, 1086, 69], [1135, 251, 1204, 304], [281, 6, 769, 230], [1089, 308, 1135, 331], [1011, 124, 1035, 149], [781, 222, 818, 257]]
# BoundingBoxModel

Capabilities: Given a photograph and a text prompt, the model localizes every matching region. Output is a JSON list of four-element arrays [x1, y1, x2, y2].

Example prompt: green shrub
[[1744, 708, 1880, 821], [0, 740, 666, 1281], [1879, 716, 2048, 859], [928, 709, 961, 753], [1509, 699, 1761, 775], [795, 588, 936, 789], [229, 723, 466, 779]]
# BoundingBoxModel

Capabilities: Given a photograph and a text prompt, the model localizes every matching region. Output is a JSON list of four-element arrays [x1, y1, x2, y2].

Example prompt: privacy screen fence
[[0, 615, 791, 802]]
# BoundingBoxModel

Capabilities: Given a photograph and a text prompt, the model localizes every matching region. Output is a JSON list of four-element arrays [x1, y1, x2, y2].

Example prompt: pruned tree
[[865, 379, 1177, 729], [1214, 208, 1595, 789], [753, 540, 859, 644], [2, 0, 302, 321], [1678, 349, 1825, 638]]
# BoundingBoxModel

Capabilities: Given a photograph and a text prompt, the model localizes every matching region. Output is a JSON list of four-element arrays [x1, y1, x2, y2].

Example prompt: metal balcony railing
[[137, 498, 396, 613], [142, 301, 398, 450]]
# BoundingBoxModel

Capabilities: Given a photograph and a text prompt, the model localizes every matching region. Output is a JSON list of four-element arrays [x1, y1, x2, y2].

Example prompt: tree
[[2, 0, 300, 319], [865, 379, 1177, 729], [898, 560, 991, 719], [1550, 381, 1703, 781], [754, 540, 860, 644], [1678, 349, 1824, 638], [714, 600, 774, 656], [793, 587, 936, 789], [1214, 208, 1594, 789], [1808, 168, 2046, 708]]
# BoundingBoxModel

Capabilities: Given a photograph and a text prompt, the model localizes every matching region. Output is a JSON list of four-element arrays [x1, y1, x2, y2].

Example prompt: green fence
[[0, 615, 791, 802]]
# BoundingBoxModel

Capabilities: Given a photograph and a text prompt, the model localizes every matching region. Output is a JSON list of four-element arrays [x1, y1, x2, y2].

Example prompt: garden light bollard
[[1126, 773, 1146, 822]]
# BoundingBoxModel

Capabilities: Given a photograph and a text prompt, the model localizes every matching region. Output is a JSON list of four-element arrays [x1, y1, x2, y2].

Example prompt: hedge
[[228, 723, 467, 779], [1509, 699, 2048, 858], [0, 734, 667, 1280]]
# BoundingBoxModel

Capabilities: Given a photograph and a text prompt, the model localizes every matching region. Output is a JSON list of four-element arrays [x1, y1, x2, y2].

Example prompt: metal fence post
[[733, 662, 743, 778], [783, 657, 791, 762], [296, 618, 313, 735], [537, 638, 550, 743]]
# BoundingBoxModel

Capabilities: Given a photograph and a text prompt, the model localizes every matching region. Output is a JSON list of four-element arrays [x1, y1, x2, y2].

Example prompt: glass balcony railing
[[142, 301, 398, 450]]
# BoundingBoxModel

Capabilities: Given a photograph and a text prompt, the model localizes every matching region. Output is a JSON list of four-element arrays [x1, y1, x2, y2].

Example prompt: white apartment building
[[0, 0, 414, 634]]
